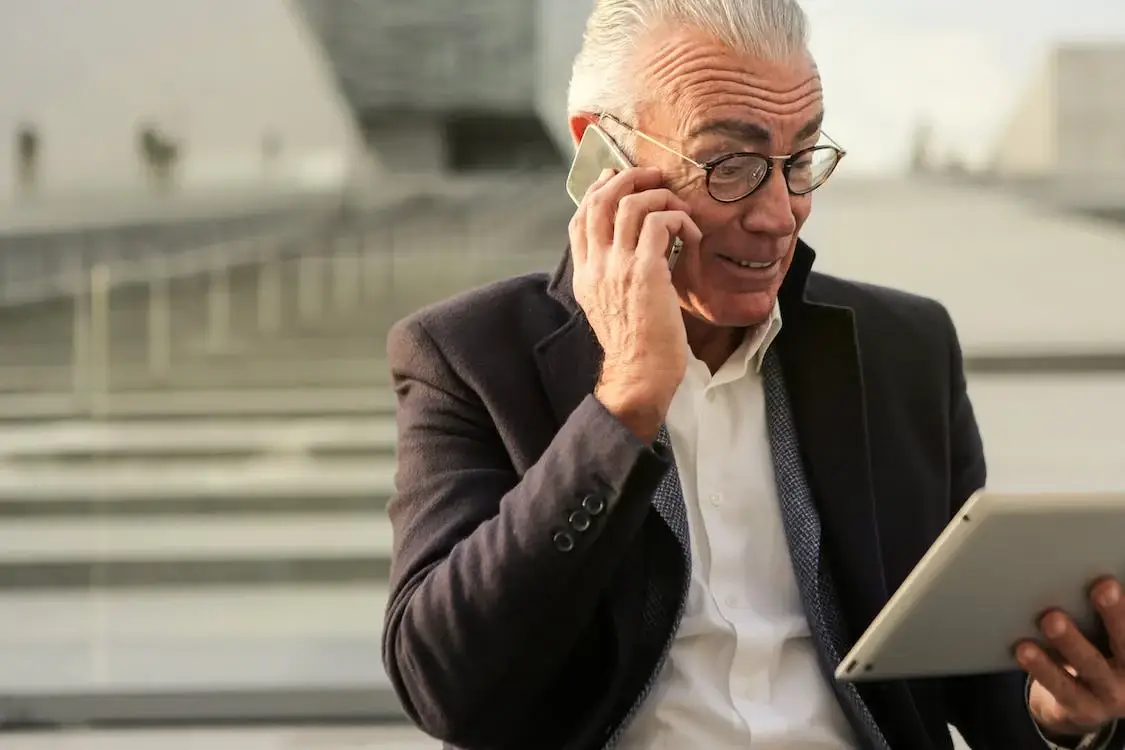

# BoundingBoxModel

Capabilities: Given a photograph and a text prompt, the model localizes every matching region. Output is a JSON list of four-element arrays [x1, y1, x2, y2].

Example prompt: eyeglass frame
[[597, 112, 846, 202]]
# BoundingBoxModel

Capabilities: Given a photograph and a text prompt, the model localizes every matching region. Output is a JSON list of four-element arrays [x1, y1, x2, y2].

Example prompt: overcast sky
[[800, 0, 1125, 172]]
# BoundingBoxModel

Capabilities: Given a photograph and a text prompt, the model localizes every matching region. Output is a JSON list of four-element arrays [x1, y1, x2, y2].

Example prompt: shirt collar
[[694, 301, 783, 389], [735, 301, 784, 377]]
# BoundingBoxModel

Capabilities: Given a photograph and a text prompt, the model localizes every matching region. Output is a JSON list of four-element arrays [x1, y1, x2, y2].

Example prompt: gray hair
[[567, 0, 810, 128]]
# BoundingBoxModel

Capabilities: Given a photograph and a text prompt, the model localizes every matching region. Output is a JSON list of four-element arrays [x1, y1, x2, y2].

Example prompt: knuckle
[[617, 193, 642, 214], [586, 183, 611, 207], [568, 211, 583, 234]]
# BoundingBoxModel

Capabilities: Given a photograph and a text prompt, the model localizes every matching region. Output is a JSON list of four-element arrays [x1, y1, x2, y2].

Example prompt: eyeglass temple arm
[[596, 112, 707, 168]]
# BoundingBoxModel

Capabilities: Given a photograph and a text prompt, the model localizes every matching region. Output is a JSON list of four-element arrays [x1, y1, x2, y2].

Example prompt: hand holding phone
[[566, 124, 685, 270], [566, 129, 702, 442]]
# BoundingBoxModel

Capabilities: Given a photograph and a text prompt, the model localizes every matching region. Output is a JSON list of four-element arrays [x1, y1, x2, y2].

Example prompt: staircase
[[0, 171, 571, 727]]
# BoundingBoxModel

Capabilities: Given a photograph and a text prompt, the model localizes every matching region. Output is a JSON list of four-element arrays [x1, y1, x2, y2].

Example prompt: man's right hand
[[568, 166, 702, 444]]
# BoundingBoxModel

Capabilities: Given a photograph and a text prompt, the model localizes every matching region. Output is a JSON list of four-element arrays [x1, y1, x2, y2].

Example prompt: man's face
[[634, 27, 824, 329]]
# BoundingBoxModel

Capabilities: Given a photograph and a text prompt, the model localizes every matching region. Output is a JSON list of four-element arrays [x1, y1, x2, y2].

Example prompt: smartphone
[[565, 124, 683, 270]]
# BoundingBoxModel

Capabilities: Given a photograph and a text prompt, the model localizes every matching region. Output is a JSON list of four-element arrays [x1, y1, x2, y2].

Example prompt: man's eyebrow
[[687, 119, 770, 143], [686, 113, 825, 146], [796, 113, 824, 142]]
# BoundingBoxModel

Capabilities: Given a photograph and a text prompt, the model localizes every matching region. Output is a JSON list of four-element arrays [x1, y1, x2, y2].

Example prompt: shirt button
[[708, 493, 722, 507], [725, 595, 739, 608]]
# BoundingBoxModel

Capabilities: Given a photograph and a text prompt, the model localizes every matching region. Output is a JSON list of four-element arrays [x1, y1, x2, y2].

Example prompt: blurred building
[[298, 0, 569, 172], [988, 42, 1125, 220]]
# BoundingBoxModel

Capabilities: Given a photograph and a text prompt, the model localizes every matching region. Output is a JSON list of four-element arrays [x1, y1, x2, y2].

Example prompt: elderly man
[[382, 1, 1125, 748]]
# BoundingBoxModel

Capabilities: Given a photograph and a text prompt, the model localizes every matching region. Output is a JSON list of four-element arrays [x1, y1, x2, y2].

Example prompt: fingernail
[[1016, 643, 1038, 665], [1099, 582, 1121, 607], [1043, 614, 1067, 638]]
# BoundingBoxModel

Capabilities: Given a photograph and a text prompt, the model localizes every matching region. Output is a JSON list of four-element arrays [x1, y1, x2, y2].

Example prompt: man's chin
[[685, 291, 778, 329]]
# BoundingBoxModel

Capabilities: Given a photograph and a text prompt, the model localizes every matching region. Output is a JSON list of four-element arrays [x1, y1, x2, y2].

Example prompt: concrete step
[[0, 727, 436, 750], [0, 459, 394, 502], [0, 456, 394, 518], [0, 511, 392, 589], [0, 387, 397, 422], [0, 359, 391, 393], [0, 417, 396, 464], [0, 512, 391, 564], [0, 583, 402, 724]]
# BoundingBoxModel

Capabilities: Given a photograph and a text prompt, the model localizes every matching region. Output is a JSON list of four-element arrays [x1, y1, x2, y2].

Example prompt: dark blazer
[[382, 240, 1064, 749]]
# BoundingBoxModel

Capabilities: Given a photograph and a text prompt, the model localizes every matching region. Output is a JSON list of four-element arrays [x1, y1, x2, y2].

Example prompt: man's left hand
[[1019, 577, 1125, 737]]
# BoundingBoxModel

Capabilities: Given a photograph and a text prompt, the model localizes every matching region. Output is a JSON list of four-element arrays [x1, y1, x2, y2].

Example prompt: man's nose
[[740, 167, 797, 238]]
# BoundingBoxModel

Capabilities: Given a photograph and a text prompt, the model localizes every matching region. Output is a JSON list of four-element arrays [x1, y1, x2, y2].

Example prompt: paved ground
[[0, 725, 438, 750], [0, 722, 969, 749], [0, 584, 388, 694]]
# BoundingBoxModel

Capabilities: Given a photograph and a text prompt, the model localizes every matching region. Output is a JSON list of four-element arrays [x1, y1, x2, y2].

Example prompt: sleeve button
[[569, 510, 592, 532], [552, 531, 575, 552], [581, 494, 606, 516]]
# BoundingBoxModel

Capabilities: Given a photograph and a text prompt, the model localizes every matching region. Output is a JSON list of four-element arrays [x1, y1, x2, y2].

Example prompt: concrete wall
[[1055, 44, 1125, 175], [989, 56, 1057, 177], [990, 43, 1125, 178], [0, 0, 372, 205]]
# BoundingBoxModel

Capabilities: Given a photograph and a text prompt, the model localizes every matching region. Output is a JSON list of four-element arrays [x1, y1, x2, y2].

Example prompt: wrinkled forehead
[[634, 25, 824, 151]]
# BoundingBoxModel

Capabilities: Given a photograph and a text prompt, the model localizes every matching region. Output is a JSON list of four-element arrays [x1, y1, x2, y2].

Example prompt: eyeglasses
[[598, 112, 846, 203]]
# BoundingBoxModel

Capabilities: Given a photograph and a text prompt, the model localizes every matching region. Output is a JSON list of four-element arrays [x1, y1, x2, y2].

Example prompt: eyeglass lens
[[707, 146, 841, 201]]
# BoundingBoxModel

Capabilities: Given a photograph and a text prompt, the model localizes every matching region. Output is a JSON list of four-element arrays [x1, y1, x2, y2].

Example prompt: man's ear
[[568, 113, 598, 146]]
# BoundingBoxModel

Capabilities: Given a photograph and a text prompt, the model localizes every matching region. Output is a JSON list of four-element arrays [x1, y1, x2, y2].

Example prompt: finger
[[584, 167, 664, 253], [1091, 578, 1125, 661], [636, 210, 703, 267], [613, 189, 692, 255], [570, 168, 619, 266], [1017, 640, 1106, 724], [1040, 610, 1120, 703]]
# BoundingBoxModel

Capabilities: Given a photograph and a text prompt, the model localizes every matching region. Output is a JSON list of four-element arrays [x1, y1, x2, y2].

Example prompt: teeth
[[722, 255, 774, 269]]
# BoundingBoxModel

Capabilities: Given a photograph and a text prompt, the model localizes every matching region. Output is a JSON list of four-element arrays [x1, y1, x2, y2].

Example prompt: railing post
[[147, 255, 171, 379], [257, 245, 282, 335], [206, 248, 231, 353], [69, 254, 89, 397], [88, 264, 111, 419], [298, 250, 323, 324], [363, 226, 390, 302], [333, 232, 360, 314]]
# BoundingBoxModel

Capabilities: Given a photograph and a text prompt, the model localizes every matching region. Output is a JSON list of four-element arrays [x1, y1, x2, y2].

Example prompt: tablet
[[835, 490, 1125, 683]]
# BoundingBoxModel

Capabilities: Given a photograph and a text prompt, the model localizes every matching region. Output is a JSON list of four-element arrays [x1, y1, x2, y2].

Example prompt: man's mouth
[[717, 253, 778, 270]]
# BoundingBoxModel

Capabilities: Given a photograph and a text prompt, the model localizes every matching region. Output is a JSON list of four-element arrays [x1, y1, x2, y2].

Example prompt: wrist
[[594, 382, 667, 444]]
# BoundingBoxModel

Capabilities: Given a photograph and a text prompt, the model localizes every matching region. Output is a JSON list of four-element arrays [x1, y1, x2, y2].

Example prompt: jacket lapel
[[776, 241, 889, 644]]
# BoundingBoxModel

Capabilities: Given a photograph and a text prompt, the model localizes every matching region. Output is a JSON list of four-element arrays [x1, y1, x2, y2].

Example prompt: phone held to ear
[[565, 123, 683, 271]]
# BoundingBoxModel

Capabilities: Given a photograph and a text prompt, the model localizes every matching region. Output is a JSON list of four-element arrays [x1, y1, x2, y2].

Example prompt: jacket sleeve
[[381, 316, 671, 747], [935, 306, 1123, 750]]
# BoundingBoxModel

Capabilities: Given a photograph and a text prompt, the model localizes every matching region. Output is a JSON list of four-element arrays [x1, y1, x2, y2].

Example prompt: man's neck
[[684, 314, 746, 375]]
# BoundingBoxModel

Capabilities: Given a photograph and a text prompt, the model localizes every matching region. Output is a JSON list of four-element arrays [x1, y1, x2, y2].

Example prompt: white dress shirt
[[618, 305, 858, 749]]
